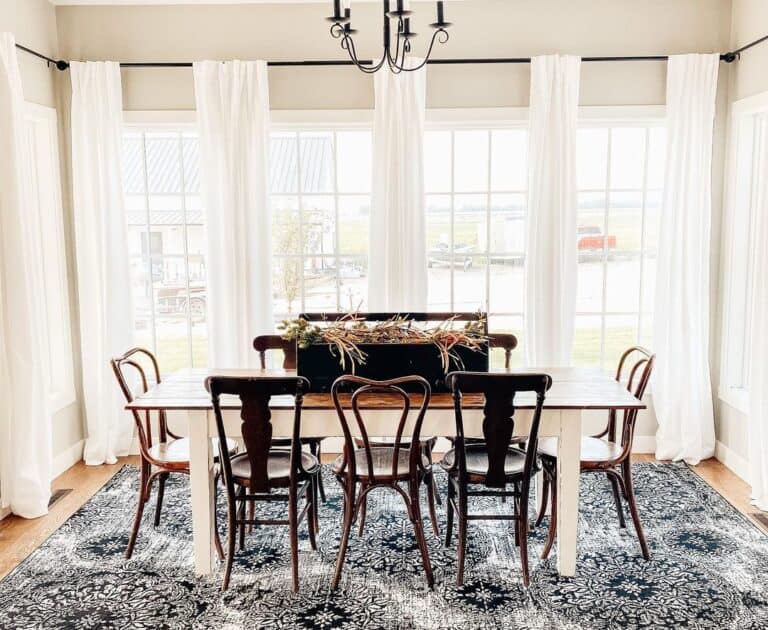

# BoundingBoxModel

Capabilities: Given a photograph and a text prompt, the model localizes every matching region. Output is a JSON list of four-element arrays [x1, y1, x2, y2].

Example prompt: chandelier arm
[[345, 35, 387, 74], [399, 28, 449, 72]]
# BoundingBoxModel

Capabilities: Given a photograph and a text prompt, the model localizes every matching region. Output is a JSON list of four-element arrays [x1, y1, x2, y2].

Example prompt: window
[[270, 128, 372, 318], [573, 121, 666, 369], [123, 127, 207, 373], [720, 94, 768, 411], [424, 126, 528, 366]]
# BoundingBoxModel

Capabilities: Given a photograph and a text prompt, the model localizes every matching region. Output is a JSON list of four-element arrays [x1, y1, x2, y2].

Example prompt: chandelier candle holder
[[326, 0, 452, 73]]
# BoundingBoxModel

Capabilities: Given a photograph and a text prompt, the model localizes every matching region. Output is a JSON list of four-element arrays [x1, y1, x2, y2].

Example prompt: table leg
[[188, 410, 216, 576], [556, 409, 581, 576]]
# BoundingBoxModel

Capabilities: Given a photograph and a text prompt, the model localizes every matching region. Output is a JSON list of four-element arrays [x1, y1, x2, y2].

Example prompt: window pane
[[491, 129, 527, 192], [273, 257, 303, 316], [647, 127, 667, 189], [610, 127, 646, 189], [605, 255, 641, 312], [489, 194, 525, 253], [488, 315, 524, 368], [270, 132, 298, 194], [427, 266, 452, 312], [426, 194, 451, 251], [300, 132, 334, 193], [336, 131, 372, 193], [489, 262, 524, 314], [604, 315, 639, 370], [182, 135, 200, 193], [577, 128, 608, 190], [304, 256, 337, 312], [573, 315, 603, 368], [609, 193, 643, 252], [272, 197, 300, 256], [302, 195, 335, 256], [146, 134, 181, 194], [424, 131, 452, 193], [454, 130, 489, 192], [643, 190, 662, 254], [338, 195, 370, 256], [123, 135, 145, 194], [339, 256, 368, 312], [577, 260, 603, 314], [454, 194, 487, 254]]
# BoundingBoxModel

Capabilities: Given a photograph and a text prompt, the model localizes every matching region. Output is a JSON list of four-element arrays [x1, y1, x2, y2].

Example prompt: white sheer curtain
[[524, 55, 581, 366], [368, 61, 427, 312], [194, 60, 272, 367], [0, 33, 52, 517], [653, 54, 718, 465], [748, 115, 768, 509], [70, 61, 134, 466]]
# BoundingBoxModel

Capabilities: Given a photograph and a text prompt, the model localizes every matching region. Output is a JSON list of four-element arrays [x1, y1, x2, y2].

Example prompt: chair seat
[[271, 437, 324, 447], [538, 436, 623, 463], [440, 447, 528, 477], [230, 450, 320, 485], [147, 437, 238, 465], [333, 447, 430, 478]]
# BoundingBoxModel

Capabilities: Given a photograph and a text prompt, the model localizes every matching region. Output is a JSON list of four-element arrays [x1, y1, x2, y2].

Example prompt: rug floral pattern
[[0, 462, 767, 629]]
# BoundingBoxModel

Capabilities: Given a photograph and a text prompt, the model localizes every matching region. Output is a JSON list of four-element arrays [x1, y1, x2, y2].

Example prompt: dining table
[[126, 366, 644, 578]]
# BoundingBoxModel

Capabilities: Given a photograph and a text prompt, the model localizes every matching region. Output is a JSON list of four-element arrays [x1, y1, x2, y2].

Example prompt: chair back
[[253, 334, 297, 369], [111, 347, 176, 465], [447, 371, 552, 488], [331, 375, 431, 482], [206, 376, 309, 493], [489, 333, 518, 368], [609, 347, 656, 458]]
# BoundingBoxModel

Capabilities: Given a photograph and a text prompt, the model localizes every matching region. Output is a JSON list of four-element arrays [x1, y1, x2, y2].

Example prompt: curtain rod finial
[[721, 51, 738, 63], [56, 60, 70, 71]]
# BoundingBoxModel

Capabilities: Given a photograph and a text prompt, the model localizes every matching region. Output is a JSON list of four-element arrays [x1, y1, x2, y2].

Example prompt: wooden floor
[[0, 454, 763, 581]]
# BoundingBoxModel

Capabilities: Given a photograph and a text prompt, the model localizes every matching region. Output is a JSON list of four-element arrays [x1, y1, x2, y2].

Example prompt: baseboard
[[52, 439, 84, 479], [631, 436, 657, 454], [715, 440, 749, 482]]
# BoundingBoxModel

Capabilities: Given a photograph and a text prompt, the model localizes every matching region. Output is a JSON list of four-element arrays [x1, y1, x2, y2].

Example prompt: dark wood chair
[[440, 371, 552, 587], [206, 375, 321, 592], [536, 346, 655, 561], [330, 375, 435, 589], [489, 332, 518, 368], [253, 334, 326, 503], [111, 347, 237, 559]]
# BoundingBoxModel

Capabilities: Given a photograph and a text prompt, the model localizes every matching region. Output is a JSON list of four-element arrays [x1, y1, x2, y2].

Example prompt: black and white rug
[[1, 463, 767, 629]]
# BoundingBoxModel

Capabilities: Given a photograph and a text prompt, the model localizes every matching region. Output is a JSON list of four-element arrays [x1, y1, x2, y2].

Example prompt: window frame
[[719, 91, 768, 414]]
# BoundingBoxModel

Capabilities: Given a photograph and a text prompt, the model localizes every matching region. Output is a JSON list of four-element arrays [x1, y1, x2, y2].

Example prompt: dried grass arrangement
[[279, 313, 489, 373]]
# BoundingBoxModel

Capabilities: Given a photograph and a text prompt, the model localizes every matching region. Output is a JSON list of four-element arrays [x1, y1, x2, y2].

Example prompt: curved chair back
[[253, 335, 297, 370], [331, 375, 431, 482], [206, 376, 309, 493], [111, 347, 178, 467], [447, 371, 552, 488], [609, 347, 656, 460], [489, 333, 518, 368]]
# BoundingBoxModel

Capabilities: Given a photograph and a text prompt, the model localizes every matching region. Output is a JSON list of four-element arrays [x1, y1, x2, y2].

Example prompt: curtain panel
[[524, 55, 581, 367], [0, 33, 52, 517], [70, 61, 135, 466], [194, 60, 273, 368], [368, 60, 428, 311], [653, 54, 719, 465]]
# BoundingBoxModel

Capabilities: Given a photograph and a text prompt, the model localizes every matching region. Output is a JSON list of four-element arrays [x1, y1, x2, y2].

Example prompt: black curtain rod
[[16, 33, 768, 72]]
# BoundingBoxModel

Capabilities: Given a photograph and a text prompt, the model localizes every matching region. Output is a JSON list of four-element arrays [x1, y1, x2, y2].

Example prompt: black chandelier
[[327, 0, 452, 74]]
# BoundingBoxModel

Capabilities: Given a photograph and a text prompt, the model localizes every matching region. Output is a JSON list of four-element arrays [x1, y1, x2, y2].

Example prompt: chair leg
[[222, 487, 237, 591], [622, 460, 650, 560], [312, 474, 320, 533], [314, 441, 327, 503], [288, 486, 300, 593], [519, 491, 531, 587], [409, 477, 434, 588], [154, 472, 168, 527], [608, 472, 626, 528], [331, 480, 356, 590], [425, 471, 440, 537], [456, 485, 468, 586], [357, 483, 368, 537], [125, 461, 150, 559], [541, 469, 557, 560], [535, 472, 550, 527], [513, 490, 520, 547], [213, 473, 224, 561], [307, 479, 318, 552], [445, 477, 455, 547], [237, 487, 246, 552]]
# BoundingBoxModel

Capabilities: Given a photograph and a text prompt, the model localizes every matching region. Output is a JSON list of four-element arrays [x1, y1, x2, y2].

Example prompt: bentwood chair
[[440, 371, 552, 587], [331, 375, 435, 589], [253, 334, 326, 503], [536, 346, 655, 561], [111, 348, 238, 559], [206, 375, 321, 592]]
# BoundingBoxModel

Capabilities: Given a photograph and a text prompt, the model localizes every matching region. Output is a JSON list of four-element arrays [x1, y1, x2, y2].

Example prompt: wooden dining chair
[[536, 346, 655, 561], [440, 371, 552, 587], [330, 375, 435, 589], [111, 347, 238, 559], [253, 334, 326, 503], [207, 374, 320, 592], [489, 332, 518, 368]]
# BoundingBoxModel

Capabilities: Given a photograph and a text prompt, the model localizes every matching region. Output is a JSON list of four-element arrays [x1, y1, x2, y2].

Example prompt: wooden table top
[[126, 367, 645, 412]]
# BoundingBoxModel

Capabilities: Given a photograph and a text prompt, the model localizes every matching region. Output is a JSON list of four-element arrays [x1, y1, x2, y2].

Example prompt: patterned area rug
[[1, 462, 767, 629]]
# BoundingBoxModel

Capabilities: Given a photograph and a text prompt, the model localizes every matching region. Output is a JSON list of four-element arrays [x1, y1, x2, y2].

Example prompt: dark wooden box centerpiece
[[289, 312, 489, 393]]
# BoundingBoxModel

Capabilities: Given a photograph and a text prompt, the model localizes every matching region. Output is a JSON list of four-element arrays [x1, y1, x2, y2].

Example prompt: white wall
[[0, 0, 84, 475]]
